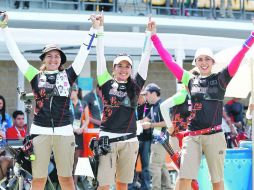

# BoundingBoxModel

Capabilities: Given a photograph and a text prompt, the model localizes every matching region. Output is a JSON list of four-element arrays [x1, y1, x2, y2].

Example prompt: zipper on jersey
[[50, 97, 55, 132]]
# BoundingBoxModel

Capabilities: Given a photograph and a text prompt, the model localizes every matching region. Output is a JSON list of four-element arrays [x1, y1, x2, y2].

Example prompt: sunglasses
[[115, 53, 133, 60]]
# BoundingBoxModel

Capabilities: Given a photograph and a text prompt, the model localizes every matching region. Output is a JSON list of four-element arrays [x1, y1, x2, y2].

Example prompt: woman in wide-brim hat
[[0, 12, 98, 190]]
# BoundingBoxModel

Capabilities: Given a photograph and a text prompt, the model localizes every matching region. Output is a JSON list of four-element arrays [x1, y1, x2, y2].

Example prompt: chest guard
[[189, 74, 225, 102], [37, 70, 70, 98]]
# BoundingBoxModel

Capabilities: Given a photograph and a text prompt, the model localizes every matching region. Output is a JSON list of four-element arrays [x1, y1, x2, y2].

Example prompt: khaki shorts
[[169, 136, 181, 152], [97, 141, 139, 186], [32, 135, 75, 178], [179, 132, 226, 183]]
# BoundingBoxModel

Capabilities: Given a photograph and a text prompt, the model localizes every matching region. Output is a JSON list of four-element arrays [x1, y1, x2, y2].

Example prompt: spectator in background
[[85, 0, 112, 12], [6, 110, 27, 140], [170, 0, 178, 15], [0, 95, 12, 144], [184, 0, 198, 16], [14, 1, 29, 9], [225, 98, 245, 126], [101, 0, 112, 12], [221, 107, 238, 148], [142, 83, 173, 190], [246, 101, 254, 139], [83, 84, 103, 128], [70, 83, 89, 189], [220, 0, 233, 18], [225, 98, 249, 145], [129, 91, 152, 190]]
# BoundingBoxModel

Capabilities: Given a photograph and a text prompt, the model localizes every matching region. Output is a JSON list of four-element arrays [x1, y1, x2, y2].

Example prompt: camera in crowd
[[89, 136, 111, 156]]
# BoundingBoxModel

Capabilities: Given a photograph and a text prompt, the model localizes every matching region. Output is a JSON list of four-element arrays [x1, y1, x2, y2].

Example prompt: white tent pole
[[251, 61, 254, 190]]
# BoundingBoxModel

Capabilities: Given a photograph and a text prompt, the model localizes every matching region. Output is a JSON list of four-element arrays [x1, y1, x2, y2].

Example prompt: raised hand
[[90, 14, 100, 29], [97, 11, 104, 27], [146, 16, 156, 35]]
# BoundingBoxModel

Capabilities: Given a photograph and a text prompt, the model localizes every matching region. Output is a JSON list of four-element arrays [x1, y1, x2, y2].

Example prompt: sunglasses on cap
[[113, 53, 133, 66]]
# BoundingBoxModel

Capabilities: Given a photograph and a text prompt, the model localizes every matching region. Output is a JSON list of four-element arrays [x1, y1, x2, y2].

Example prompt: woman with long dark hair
[[92, 14, 152, 190], [0, 95, 12, 143]]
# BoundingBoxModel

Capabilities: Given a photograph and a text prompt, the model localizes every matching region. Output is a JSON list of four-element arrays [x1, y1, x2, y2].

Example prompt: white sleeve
[[160, 97, 175, 129], [2, 27, 30, 75], [96, 26, 108, 77], [72, 27, 97, 75], [137, 31, 152, 80]]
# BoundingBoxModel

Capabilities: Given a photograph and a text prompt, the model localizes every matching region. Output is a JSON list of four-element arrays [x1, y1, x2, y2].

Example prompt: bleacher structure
[[1, 0, 254, 18]]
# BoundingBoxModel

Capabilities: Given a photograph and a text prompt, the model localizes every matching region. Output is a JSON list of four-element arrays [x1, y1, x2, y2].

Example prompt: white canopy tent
[[0, 28, 246, 61]]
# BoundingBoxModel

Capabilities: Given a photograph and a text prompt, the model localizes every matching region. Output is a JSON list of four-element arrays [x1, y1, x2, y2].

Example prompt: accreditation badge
[[73, 119, 81, 130]]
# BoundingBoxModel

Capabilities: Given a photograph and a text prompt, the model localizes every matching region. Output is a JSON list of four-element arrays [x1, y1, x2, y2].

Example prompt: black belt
[[109, 134, 136, 143]]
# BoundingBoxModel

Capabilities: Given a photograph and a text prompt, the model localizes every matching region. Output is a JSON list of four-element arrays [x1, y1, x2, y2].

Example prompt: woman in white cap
[[0, 12, 98, 190], [149, 20, 254, 190], [91, 14, 152, 190]]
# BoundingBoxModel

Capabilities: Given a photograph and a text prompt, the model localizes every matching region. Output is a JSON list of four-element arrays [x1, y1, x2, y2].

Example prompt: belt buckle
[[123, 136, 128, 141], [210, 127, 216, 133]]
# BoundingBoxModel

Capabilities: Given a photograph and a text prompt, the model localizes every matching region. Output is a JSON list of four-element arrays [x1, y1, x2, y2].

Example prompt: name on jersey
[[109, 89, 127, 97], [192, 79, 218, 94], [191, 86, 218, 94]]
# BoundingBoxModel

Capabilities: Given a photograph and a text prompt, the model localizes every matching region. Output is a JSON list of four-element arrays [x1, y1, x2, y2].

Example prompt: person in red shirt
[[6, 110, 27, 140]]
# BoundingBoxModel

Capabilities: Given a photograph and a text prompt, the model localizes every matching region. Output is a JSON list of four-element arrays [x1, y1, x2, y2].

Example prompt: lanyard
[[94, 91, 102, 118], [70, 99, 83, 118], [151, 102, 161, 123], [135, 107, 138, 120], [143, 104, 147, 118], [135, 104, 148, 120], [14, 126, 25, 137]]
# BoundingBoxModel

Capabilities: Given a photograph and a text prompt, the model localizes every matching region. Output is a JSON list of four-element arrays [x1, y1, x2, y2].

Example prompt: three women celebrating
[[1, 11, 254, 190]]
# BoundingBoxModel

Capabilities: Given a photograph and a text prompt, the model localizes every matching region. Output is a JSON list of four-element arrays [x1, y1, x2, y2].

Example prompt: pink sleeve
[[228, 32, 254, 77], [151, 34, 183, 81]]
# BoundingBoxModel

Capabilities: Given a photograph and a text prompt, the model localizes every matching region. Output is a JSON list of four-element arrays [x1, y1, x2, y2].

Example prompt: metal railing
[[2, 0, 254, 19]]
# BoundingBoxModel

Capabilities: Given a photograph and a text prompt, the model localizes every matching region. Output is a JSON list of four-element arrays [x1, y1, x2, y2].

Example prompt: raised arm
[[71, 24, 98, 75], [94, 14, 112, 86], [227, 31, 254, 77], [150, 21, 184, 82], [0, 13, 38, 82], [137, 18, 152, 80]]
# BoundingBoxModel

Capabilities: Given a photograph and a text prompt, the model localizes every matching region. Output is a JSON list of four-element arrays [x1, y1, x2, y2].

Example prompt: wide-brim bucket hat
[[39, 44, 67, 65]]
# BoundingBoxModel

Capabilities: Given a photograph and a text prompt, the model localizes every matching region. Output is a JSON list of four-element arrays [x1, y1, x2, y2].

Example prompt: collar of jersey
[[43, 70, 60, 74], [113, 77, 128, 84]]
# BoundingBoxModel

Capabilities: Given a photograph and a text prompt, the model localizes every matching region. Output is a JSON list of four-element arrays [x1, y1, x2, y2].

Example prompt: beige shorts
[[97, 141, 139, 186], [179, 132, 226, 183], [169, 136, 181, 152], [32, 135, 75, 178]]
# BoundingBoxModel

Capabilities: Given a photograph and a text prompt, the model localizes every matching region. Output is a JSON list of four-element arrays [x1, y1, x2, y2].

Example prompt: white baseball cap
[[192, 48, 215, 66], [113, 54, 133, 66]]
